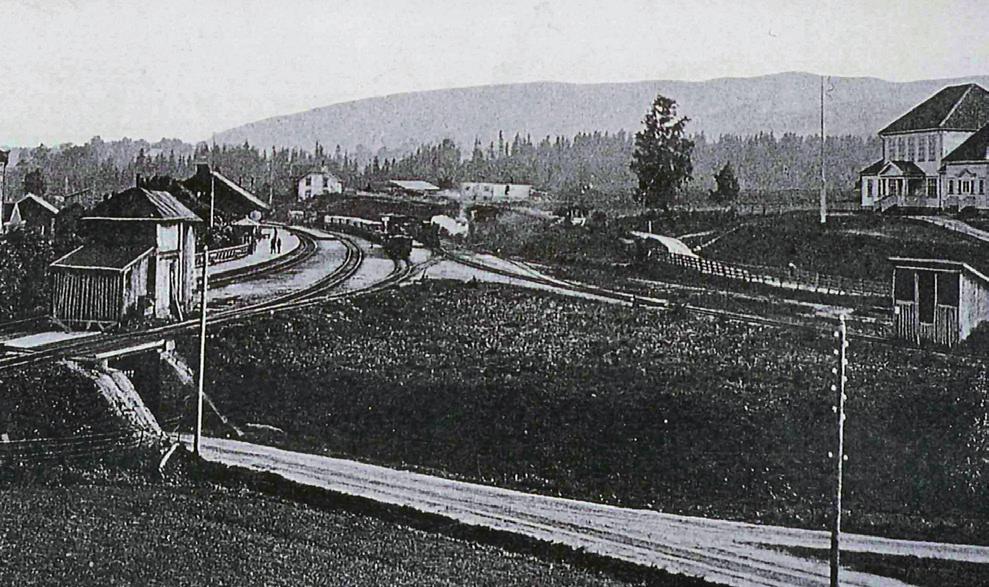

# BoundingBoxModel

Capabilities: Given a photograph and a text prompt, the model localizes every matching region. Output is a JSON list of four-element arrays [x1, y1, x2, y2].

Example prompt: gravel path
[[189, 437, 989, 587]]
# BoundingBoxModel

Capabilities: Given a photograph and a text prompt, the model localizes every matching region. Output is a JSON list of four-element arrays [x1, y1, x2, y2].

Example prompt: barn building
[[49, 186, 201, 329], [890, 257, 989, 346]]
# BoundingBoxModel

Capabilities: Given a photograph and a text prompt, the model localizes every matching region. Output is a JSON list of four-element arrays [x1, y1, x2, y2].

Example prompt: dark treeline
[[5, 131, 880, 205]]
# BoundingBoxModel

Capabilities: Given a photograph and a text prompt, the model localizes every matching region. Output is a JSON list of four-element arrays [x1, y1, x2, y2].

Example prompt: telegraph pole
[[830, 314, 848, 586], [194, 141, 216, 456], [820, 75, 828, 225]]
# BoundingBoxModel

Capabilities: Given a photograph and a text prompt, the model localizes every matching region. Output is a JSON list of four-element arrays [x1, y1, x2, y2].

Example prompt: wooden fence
[[195, 242, 250, 267], [652, 251, 887, 298]]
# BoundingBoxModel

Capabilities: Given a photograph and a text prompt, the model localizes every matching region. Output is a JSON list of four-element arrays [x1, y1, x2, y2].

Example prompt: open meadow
[[177, 280, 989, 546], [0, 454, 659, 587]]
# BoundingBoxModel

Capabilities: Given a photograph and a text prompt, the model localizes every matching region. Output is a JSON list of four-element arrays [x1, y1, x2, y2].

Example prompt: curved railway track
[[0, 230, 420, 373]]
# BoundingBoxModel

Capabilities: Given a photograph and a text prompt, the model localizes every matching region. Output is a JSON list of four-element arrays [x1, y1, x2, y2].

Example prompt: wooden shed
[[890, 257, 989, 346], [50, 244, 154, 328]]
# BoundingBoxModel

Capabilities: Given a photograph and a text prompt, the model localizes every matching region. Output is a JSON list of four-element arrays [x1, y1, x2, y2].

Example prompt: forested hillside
[[5, 131, 877, 206]]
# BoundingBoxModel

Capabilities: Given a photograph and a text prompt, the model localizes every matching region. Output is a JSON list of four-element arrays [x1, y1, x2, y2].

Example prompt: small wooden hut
[[890, 257, 989, 346]]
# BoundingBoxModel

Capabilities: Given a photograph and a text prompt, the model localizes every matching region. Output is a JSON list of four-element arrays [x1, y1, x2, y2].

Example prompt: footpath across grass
[[176, 281, 989, 546], [0, 453, 671, 587]]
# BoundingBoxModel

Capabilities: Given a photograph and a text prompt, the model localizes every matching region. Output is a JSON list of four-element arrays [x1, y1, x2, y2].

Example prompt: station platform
[[1, 331, 99, 353], [202, 227, 301, 279]]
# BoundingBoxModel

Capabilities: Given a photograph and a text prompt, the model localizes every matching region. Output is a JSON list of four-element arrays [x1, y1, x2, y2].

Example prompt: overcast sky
[[2, 0, 987, 147]]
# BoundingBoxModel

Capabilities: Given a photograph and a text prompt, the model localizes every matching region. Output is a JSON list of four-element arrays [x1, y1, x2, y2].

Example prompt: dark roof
[[213, 171, 271, 212], [183, 165, 270, 214], [887, 160, 926, 176], [880, 84, 989, 135], [84, 187, 201, 222], [943, 124, 989, 163], [859, 159, 885, 176], [50, 243, 154, 271], [17, 193, 59, 216], [890, 257, 989, 287]]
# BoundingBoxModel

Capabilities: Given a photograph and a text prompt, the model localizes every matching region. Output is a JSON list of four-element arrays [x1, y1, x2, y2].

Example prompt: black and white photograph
[[3, 1, 989, 585]]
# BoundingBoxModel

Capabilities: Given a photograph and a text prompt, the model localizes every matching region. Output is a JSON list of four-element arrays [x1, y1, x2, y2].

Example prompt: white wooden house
[[860, 84, 989, 212]]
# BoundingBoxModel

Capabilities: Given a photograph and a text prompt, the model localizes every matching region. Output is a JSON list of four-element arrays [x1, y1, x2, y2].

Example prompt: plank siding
[[893, 302, 959, 346], [50, 251, 154, 327]]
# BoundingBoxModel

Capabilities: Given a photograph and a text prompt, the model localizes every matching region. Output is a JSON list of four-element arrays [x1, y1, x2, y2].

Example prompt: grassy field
[[174, 281, 989, 546], [704, 212, 989, 280], [0, 455, 663, 586], [0, 362, 123, 441]]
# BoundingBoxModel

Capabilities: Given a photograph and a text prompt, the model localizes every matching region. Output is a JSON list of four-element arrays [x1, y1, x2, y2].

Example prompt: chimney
[[135, 173, 144, 188], [196, 163, 210, 179]]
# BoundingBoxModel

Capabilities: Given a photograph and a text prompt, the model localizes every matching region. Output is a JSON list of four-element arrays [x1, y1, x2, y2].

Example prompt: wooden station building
[[49, 186, 201, 329], [890, 257, 989, 346]]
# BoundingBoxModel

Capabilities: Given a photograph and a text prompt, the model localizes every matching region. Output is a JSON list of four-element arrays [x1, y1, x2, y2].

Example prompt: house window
[[938, 273, 959, 307], [948, 180, 955, 194], [866, 179, 874, 197], [928, 135, 937, 161], [305, 176, 312, 186], [917, 271, 935, 324], [980, 180, 985, 195], [927, 178, 938, 197], [917, 136, 926, 162], [908, 136, 916, 160], [898, 138, 905, 159]]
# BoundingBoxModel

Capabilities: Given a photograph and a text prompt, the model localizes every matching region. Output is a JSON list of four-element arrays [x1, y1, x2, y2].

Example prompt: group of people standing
[[268, 227, 283, 255]]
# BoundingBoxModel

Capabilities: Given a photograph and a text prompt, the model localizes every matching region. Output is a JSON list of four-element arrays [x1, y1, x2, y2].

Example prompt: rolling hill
[[215, 72, 989, 154]]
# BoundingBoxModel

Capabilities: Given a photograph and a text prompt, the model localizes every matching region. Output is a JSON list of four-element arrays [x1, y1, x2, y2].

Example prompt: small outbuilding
[[49, 186, 201, 329], [14, 193, 59, 237], [890, 257, 989, 346]]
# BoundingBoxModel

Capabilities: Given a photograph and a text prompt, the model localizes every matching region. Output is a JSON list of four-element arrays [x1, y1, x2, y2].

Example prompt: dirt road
[[190, 437, 989, 586]]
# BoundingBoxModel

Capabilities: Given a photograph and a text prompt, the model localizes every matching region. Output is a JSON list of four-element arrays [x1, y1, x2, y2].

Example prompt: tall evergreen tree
[[710, 161, 740, 205], [629, 94, 694, 209]]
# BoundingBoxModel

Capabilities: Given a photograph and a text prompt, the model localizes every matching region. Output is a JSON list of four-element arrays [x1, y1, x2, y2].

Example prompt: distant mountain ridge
[[215, 72, 989, 154]]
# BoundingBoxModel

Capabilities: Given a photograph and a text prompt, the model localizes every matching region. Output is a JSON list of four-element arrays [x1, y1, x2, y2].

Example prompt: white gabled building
[[940, 125, 989, 210], [860, 83, 989, 212], [297, 167, 343, 201]]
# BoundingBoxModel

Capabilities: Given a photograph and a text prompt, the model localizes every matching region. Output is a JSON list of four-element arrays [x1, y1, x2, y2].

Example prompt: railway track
[[0, 230, 419, 373], [0, 231, 319, 336]]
